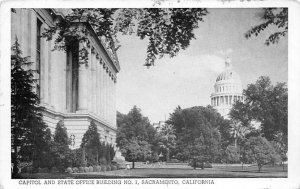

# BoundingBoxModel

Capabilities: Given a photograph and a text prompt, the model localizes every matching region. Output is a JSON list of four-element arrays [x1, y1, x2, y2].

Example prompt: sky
[[115, 8, 288, 123]]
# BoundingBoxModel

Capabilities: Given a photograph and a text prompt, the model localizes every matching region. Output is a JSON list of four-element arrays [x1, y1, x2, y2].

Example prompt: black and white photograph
[[1, 0, 300, 188]]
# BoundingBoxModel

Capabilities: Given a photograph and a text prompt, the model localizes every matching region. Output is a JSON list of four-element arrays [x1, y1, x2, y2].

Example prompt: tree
[[229, 101, 252, 148], [243, 136, 279, 172], [243, 76, 287, 141], [52, 120, 71, 171], [245, 8, 288, 45], [120, 137, 151, 169], [157, 124, 176, 162], [81, 121, 101, 166], [11, 39, 49, 177], [223, 145, 240, 164], [42, 8, 208, 66], [167, 106, 223, 163], [116, 106, 155, 168], [230, 76, 287, 164]]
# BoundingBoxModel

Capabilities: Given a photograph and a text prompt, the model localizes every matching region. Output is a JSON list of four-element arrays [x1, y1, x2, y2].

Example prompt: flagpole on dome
[[225, 56, 231, 69]]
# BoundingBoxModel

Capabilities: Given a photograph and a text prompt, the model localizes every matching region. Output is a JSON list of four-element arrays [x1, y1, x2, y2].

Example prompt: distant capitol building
[[210, 57, 243, 119]]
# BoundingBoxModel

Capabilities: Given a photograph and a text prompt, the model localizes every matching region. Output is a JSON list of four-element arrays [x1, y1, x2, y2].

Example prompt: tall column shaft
[[96, 57, 100, 116], [100, 63, 104, 119], [77, 42, 88, 111], [92, 50, 97, 114]]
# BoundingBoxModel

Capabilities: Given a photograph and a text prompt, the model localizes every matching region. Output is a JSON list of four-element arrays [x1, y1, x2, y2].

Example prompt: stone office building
[[11, 8, 120, 149]]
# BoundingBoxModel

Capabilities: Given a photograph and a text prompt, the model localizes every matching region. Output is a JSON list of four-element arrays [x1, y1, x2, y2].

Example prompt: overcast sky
[[115, 8, 288, 123]]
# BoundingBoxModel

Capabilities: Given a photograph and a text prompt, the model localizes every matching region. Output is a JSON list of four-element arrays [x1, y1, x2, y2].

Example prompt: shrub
[[79, 167, 84, 173], [106, 165, 111, 171], [116, 164, 122, 170], [84, 167, 89, 173], [95, 165, 101, 172], [41, 167, 49, 173], [99, 157, 107, 165], [111, 165, 117, 171], [101, 165, 107, 172], [73, 167, 79, 173], [50, 167, 58, 173], [93, 166, 97, 172], [67, 167, 73, 174], [37, 167, 43, 173], [88, 166, 93, 172], [26, 166, 33, 173], [20, 168, 27, 173]]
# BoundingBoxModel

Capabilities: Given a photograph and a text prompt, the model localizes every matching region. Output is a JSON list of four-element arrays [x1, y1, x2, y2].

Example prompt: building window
[[36, 19, 42, 98]]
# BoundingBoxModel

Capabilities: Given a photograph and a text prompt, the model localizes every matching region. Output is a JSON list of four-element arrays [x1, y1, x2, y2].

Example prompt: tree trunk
[[234, 138, 237, 148], [258, 164, 262, 172], [132, 161, 135, 169], [96, 151, 99, 165], [166, 148, 170, 162]]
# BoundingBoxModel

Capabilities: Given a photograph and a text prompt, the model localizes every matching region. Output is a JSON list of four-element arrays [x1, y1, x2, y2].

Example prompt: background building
[[11, 9, 120, 149], [210, 57, 243, 119]]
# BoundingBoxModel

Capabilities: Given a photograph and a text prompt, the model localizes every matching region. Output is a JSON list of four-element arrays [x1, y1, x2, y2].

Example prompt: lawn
[[18, 163, 287, 179]]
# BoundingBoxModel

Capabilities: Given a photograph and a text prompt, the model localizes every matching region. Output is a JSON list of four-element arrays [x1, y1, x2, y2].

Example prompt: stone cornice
[[42, 106, 117, 131]]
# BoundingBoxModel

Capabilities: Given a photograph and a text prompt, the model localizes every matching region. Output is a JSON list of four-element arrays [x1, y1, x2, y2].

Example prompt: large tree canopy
[[42, 8, 208, 66], [116, 106, 156, 168], [167, 106, 227, 163], [230, 76, 288, 164]]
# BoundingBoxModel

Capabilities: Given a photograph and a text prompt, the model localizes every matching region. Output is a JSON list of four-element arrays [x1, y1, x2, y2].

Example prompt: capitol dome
[[216, 69, 241, 82], [210, 57, 243, 119]]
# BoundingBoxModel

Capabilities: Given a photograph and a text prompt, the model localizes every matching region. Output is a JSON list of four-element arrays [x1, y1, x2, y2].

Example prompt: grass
[[17, 163, 287, 179]]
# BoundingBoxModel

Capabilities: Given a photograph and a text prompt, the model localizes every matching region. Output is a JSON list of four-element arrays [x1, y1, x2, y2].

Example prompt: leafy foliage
[[42, 8, 208, 66], [51, 121, 72, 172], [157, 124, 176, 162], [230, 76, 287, 165], [81, 121, 116, 166], [11, 39, 49, 177], [245, 8, 288, 45], [242, 136, 279, 172], [223, 145, 240, 164], [167, 106, 225, 163], [116, 106, 156, 168], [243, 76, 287, 140]]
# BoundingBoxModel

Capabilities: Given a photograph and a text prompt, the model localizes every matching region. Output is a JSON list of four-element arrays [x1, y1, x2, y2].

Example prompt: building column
[[77, 41, 88, 112], [87, 45, 92, 113], [91, 48, 97, 114], [103, 67, 107, 121], [105, 68, 108, 121], [96, 54, 100, 116], [108, 75, 112, 124], [100, 62, 105, 119]]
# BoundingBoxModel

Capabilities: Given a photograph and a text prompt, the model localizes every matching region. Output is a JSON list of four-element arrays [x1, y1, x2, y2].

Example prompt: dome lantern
[[225, 56, 231, 69]]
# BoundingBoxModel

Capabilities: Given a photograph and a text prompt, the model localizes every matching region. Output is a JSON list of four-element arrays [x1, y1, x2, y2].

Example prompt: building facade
[[210, 57, 243, 119], [11, 9, 120, 149]]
